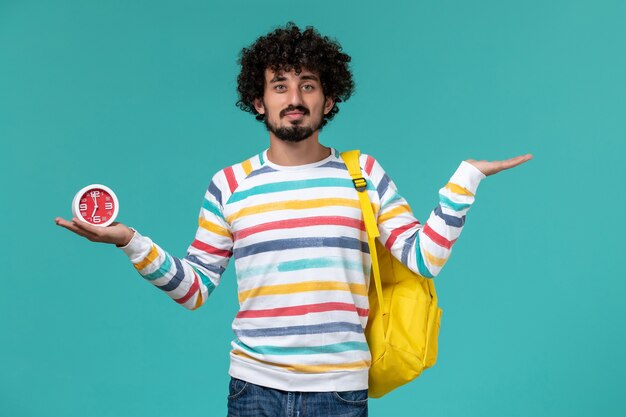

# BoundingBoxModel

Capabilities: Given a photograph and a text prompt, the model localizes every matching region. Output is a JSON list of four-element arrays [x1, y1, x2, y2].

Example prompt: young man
[[56, 23, 531, 417]]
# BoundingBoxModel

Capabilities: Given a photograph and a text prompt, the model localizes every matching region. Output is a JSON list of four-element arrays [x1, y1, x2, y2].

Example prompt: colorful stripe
[[226, 198, 369, 223], [156, 257, 186, 292], [192, 289, 203, 310], [385, 221, 420, 250], [198, 218, 231, 238], [376, 173, 391, 198], [174, 271, 200, 304], [439, 193, 471, 211], [228, 178, 372, 204], [134, 244, 159, 271], [234, 322, 363, 338], [236, 302, 369, 319], [208, 181, 222, 206], [364, 155, 375, 176], [380, 191, 404, 209], [378, 204, 412, 224], [191, 239, 231, 258], [445, 182, 474, 196], [241, 159, 253, 176], [423, 224, 456, 250], [247, 165, 275, 179], [202, 198, 225, 220], [434, 204, 465, 227], [233, 237, 370, 260], [189, 264, 217, 293], [415, 238, 435, 278], [224, 166, 238, 193], [238, 280, 368, 303], [234, 216, 364, 240], [184, 254, 226, 276], [235, 340, 369, 356], [232, 350, 370, 373], [236, 257, 367, 280], [143, 253, 173, 281], [401, 236, 414, 265], [318, 161, 347, 170], [424, 249, 447, 267]]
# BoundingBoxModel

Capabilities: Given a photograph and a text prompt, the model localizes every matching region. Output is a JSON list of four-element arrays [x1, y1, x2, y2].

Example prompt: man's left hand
[[466, 154, 533, 176]]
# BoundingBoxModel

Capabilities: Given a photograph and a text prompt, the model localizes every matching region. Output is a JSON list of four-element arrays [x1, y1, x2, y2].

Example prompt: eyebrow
[[269, 74, 320, 83], [269, 75, 287, 83]]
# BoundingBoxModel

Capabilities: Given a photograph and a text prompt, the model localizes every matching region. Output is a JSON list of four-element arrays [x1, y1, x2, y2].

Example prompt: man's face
[[254, 68, 334, 142]]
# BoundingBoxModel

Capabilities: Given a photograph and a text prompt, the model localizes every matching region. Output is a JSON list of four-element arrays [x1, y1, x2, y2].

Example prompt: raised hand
[[466, 154, 533, 176], [55, 217, 135, 247]]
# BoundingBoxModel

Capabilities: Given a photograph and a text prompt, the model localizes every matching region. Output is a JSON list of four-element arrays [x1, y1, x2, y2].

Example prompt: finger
[[71, 219, 109, 241], [55, 217, 99, 240], [505, 154, 532, 165], [499, 154, 533, 171], [55, 217, 70, 227], [72, 217, 102, 234], [56, 217, 85, 233]]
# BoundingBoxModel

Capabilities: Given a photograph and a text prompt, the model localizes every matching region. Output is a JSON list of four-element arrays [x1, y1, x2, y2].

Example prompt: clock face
[[72, 184, 119, 227]]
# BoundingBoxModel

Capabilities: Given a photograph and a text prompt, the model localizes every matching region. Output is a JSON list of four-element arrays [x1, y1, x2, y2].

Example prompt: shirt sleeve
[[367, 157, 485, 278], [118, 177, 233, 309]]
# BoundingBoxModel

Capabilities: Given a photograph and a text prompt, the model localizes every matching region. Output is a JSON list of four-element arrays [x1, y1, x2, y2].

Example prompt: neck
[[266, 132, 331, 166]]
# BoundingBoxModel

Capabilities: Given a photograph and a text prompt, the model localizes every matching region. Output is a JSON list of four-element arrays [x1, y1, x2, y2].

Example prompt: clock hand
[[91, 194, 99, 217]]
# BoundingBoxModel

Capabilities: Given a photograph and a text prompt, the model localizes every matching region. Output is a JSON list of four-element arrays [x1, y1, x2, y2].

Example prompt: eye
[[274, 85, 286, 92], [302, 84, 315, 91]]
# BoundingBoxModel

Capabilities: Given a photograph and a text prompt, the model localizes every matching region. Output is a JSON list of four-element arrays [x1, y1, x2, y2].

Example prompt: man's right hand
[[55, 217, 135, 247]]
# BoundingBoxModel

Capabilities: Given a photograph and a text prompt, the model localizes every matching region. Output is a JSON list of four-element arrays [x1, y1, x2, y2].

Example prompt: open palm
[[466, 154, 533, 176], [55, 217, 134, 247]]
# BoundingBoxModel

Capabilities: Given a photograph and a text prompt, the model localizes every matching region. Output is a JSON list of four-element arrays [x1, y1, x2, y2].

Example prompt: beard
[[264, 105, 324, 143]]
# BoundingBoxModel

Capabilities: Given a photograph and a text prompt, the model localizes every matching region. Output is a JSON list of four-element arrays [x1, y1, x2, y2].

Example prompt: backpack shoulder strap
[[341, 150, 379, 239], [341, 150, 388, 327]]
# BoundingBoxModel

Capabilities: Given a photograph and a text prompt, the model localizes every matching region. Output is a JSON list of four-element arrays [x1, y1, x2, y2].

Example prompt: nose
[[287, 86, 304, 106]]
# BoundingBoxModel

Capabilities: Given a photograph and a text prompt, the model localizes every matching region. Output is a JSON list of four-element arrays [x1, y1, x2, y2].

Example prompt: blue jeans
[[227, 377, 368, 417]]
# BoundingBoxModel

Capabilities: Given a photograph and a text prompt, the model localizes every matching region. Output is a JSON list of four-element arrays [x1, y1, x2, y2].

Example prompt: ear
[[323, 97, 335, 115], [253, 98, 265, 115]]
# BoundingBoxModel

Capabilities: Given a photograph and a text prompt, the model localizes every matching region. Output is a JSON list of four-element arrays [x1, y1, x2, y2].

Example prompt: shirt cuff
[[117, 229, 153, 264], [449, 161, 486, 195]]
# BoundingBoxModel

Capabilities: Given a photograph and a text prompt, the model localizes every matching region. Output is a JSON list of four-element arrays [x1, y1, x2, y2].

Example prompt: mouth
[[280, 106, 309, 120], [284, 111, 305, 120]]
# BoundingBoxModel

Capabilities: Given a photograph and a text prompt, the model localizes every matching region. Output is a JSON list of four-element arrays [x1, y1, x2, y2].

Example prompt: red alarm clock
[[72, 184, 119, 227]]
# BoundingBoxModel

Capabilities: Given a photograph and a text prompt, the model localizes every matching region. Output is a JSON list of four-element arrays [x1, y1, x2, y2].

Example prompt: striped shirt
[[120, 148, 485, 391]]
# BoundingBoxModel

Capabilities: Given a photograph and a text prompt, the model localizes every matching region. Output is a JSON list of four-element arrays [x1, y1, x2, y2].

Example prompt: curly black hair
[[236, 22, 355, 126]]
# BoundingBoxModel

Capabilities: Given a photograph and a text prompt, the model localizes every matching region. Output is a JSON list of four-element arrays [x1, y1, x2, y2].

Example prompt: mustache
[[280, 105, 310, 117]]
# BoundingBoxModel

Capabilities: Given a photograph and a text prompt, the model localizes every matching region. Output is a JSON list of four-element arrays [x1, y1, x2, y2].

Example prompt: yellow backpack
[[341, 150, 443, 398]]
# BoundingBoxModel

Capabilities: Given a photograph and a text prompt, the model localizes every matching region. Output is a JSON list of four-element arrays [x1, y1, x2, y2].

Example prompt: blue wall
[[2, 1, 625, 415]]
